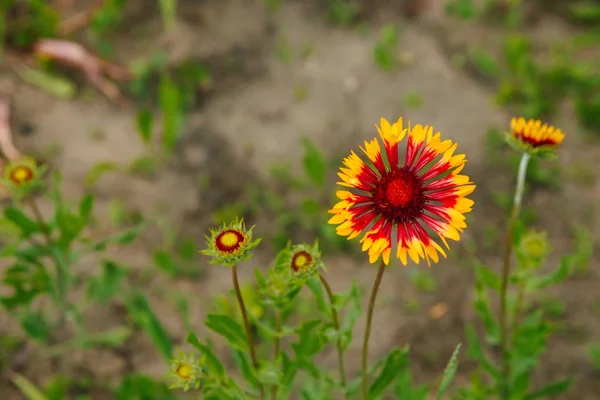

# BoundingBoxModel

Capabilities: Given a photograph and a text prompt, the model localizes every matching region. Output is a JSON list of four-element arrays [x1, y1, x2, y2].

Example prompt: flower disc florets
[[287, 242, 323, 280], [1, 157, 47, 200], [200, 219, 261, 267], [167, 351, 203, 392], [505, 117, 565, 159]]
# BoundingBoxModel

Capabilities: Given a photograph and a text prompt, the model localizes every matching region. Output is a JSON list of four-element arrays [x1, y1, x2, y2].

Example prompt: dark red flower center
[[215, 229, 245, 254], [373, 168, 425, 223], [291, 251, 312, 273]]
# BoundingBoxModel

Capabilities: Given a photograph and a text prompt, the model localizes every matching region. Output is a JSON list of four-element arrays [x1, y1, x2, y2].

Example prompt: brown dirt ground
[[1, 0, 599, 399]]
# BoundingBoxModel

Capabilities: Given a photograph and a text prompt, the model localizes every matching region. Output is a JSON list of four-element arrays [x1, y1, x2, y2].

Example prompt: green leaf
[[84, 162, 119, 188], [136, 108, 154, 145], [301, 137, 327, 187], [475, 263, 500, 291], [17, 67, 76, 100], [435, 343, 461, 400], [86, 260, 128, 304], [125, 292, 172, 359], [204, 313, 248, 352], [465, 324, 499, 378], [524, 378, 572, 399], [588, 343, 600, 371], [158, 74, 182, 153], [20, 311, 49, 342], [10, 372, 49, 400], [232, 349, 258, 386], [79, 193, 95, 219], [153, 249, 178, 275], [4, 207, 40, 238], [91, 225, 144, 251], [528, 256, 571, 291], [186, 332, 225, 377], [369, 347, 409, 398]]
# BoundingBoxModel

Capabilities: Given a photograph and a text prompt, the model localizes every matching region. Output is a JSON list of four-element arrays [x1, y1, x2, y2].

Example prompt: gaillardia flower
[[328, 117, 475, 266], [507, 117, 565, 158], [1, 157, 47, 200], [200, 219, 261, 266], [167, 350, 203, 391], [287, 242, 323, 278]]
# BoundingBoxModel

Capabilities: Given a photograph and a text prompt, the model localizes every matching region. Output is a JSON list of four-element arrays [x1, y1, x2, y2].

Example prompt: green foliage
[[451, 6, 600, 132], [328, 0, 360, 26], [374, 23, 400, 72]]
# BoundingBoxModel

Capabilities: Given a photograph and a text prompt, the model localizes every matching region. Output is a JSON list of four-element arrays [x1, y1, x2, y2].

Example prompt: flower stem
[[271, 309, 282, 400], [361, 259, 386, 400], [231, 265, 264, 399], [29, 198, 68, 329], [318, 273, 348, 396], [498, 152, 530, 399]]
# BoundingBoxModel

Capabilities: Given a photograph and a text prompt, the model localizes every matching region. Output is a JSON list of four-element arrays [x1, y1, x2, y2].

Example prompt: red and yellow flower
[[1, 157, 47, 200], [328, 117, 475, 266], [201, 219, 261, 266], [507, 117, 565, 157]]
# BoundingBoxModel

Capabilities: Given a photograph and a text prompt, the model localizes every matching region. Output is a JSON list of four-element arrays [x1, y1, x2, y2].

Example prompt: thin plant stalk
[[318, 273, 348, 397], [498, 152, 530, 398], [361, 259, 387, 400], [28, 198, 69, 328], [271, 309, 282, 400], [231, 264, 264, 399]]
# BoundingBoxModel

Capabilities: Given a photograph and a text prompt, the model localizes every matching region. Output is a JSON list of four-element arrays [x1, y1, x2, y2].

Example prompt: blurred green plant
[[373, 23, 400, 72], [173, 228, 463, 399]]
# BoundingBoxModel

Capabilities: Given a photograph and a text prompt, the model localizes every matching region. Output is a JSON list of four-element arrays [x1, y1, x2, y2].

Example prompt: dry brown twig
[[33, 39, 133, 105], [0, 96, 22, 162]]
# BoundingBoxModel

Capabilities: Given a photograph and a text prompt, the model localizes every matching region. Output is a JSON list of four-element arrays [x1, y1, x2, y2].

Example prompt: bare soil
[[1, 0, 599, 398]]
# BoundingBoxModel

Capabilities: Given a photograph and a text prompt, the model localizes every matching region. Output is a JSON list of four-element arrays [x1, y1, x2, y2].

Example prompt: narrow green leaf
[[301, 136, 327, 187], [204, 313, 248, 352], [369, 347, 408, 398], [84, 162, 119, 188], [475, 264, 500, 291], [435, 343, 462, 400], [158, 74, 182, 153], [86, 260, 128, 304], [524, 378, 572, 399], [232, 349, 258, 386], [136, 108, 154, 145], [125, 293, 172, 359], [4, 207, 40, 237], [17, 67, 76, 100], [79, 194, 94, 219], [10, 372, 49, 400], [186, 332, 226, 377]]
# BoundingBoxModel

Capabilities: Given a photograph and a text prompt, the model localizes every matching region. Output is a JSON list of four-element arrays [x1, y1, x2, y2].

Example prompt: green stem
[[231, 264, 264, 399], [271, 309, 282, 400], [512, 281, 527, 330], [361, 259, 387, 400], [318, 273, 348, 397], [498, 152, 530, 398], [29, 198, 68, 329]]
